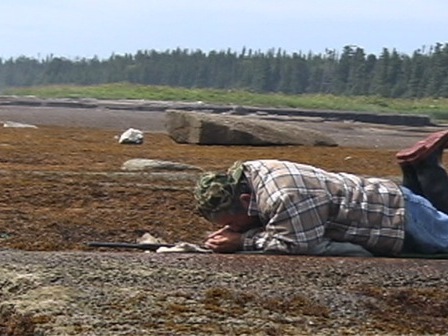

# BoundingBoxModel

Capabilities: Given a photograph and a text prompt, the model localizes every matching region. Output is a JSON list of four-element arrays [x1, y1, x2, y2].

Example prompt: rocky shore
[[2, 250, 448, 335], [1, 100, 448, 335]]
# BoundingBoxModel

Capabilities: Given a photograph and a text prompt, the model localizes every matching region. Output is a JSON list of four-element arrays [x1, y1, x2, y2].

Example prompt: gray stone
[[121, 158, 202, 172], [226, 105, 248, 115], [165, 110, 337, 146]]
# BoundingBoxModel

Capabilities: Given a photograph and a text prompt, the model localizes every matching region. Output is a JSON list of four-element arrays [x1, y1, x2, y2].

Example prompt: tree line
[[1, 43, 448, 98]]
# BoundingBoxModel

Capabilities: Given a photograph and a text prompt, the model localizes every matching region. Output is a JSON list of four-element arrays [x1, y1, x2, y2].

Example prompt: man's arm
[[241, 229, 372, 257], [308, 239, 373, 257], [242, 193, 331, 254]]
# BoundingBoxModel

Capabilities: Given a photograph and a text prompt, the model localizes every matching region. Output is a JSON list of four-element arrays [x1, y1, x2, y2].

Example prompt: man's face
[[212, 212, 259, 233]]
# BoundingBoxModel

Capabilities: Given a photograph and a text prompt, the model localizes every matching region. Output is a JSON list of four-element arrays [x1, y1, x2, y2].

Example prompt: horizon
[[1, 43, 445, 62]]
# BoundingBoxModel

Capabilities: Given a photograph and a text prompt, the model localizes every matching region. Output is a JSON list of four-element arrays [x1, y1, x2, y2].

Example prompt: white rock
[[118, 128, 143, 144], [137, 233, 167, 244], [157, 242, 212, 253], [3, 121, 38, 128]]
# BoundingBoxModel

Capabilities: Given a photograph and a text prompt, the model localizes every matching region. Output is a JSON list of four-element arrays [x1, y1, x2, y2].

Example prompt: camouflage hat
[[194, 161, 245, 215]]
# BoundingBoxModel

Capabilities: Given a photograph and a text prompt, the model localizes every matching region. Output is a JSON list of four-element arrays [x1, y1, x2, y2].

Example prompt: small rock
[[3, 121, 38, 128], [118, 128, 143, 144], [137, 233, 167, 244]]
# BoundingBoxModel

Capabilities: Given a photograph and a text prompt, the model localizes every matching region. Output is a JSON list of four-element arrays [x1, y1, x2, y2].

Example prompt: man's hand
[[205, 226, 243, 253]]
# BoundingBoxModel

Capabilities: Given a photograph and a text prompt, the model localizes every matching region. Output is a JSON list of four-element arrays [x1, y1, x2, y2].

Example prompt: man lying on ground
[[194, 130, 448, 257]]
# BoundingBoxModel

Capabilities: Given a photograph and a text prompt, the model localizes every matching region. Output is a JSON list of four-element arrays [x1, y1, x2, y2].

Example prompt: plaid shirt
[[240, 160, 406, 256]]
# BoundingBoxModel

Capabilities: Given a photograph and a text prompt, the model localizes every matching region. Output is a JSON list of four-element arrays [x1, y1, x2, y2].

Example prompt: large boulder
[[165, 110, 337, 146]]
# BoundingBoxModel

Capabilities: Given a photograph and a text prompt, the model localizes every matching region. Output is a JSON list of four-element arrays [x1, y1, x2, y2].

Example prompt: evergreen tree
[[347, 47, 368, 95], [407, 50, 428, 98], [334, 45, 355, 94], [425, 43, 448, 97], [370, 48, 391, 97]]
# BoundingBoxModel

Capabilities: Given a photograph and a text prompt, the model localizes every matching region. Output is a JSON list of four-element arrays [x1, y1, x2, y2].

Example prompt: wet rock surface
[[1, 103, 448, 335]]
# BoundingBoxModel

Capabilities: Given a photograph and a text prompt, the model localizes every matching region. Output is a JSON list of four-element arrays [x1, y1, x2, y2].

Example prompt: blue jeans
[[401, 186, 448, 254]]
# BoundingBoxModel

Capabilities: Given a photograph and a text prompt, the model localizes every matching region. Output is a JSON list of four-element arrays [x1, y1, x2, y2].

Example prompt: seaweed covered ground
[[1, 104, 448, 335], [0, 125, 409, 252]]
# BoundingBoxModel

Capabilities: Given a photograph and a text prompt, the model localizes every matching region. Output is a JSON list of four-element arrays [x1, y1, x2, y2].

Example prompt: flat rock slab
[[166, 110, 338, 146], [121, 158, 202, 172]]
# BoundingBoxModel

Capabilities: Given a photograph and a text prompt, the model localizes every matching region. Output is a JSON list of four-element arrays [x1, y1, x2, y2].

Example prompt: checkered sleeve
[[241, 191, 330, 254]]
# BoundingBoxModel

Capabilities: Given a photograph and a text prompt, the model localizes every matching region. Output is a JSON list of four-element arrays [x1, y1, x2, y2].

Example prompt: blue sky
[[1, 0, 447, 60]]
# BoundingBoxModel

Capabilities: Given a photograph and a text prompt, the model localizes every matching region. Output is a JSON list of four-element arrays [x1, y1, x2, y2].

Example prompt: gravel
[[2, 251, 448, 335]]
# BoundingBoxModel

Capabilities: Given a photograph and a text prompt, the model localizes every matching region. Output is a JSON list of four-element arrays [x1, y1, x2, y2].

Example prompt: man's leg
[[401, 186, 448, 254], [400, 164, 423, 196], [413, 146, 448, 214], [397, 130, 448, 214]]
